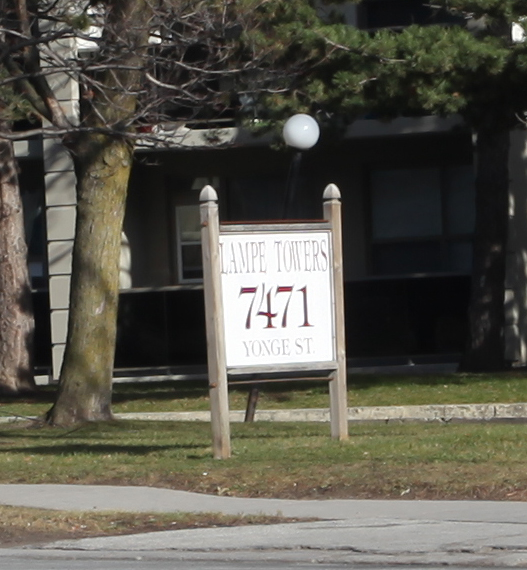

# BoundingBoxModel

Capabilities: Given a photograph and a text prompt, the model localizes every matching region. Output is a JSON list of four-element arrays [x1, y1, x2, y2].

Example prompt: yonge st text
[[220, 230, 336, 368]]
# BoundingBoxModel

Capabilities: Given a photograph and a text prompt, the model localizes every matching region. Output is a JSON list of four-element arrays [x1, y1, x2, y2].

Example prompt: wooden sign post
[[201, 184, 348, 459]]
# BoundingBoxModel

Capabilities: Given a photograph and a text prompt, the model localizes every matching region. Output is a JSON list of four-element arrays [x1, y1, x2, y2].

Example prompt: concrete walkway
[[1, 484, 527, 566], [112, 401, 527, 423], [4, 402, 527, 425]]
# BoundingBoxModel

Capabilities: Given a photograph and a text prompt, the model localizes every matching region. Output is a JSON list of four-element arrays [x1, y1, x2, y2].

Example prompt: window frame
[[174, 204, 203, 284], [367, 162, 475, 278], [356, 0, 464, 31]]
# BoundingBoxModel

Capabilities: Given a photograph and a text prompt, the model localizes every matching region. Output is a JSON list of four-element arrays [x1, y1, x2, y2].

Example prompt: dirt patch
[[0, 512, 312, 549]]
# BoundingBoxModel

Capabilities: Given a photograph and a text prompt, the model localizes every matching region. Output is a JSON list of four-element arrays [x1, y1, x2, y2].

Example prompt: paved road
[[0, 557, 500, 570], [0, 559, 510, 570], [0, 485, 527, 567]]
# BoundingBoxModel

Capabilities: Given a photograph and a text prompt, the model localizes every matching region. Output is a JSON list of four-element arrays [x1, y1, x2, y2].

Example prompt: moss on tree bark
[[45, 0, 148, 425], [47, 135, 133, 424]]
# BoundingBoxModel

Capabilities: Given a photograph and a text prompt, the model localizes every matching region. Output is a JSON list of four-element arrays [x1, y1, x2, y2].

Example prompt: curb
[[114, 402, 527, 423], [3, 403, 527, 424]]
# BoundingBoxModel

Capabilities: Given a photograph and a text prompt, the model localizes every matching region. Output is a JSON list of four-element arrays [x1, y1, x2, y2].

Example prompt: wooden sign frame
[[200, 184, 348, 459]]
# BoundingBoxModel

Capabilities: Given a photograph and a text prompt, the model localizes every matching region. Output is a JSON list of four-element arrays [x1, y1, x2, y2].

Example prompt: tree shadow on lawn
[[0, 386, 56, 404], [0, 380, 211, 407], [0, 421, 211, 455], [111, 380, 209, 405], [2, 442, 207, 456], [111, 380, 329, 405]]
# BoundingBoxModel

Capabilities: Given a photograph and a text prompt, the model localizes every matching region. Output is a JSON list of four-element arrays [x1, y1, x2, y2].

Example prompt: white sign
[[219, 230, 335, 368]]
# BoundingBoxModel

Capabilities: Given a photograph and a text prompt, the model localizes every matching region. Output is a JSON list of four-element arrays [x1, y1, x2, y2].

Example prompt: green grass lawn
[[2, 373, 527, 543], [0, 418, 527, 501], [3, 371, 527, 420], [1, 371, 527, 546], [0, 372, 527, 503]]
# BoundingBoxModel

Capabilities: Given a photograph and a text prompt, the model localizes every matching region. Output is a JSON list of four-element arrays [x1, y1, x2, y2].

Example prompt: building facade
[[16, 1, 527, 381]]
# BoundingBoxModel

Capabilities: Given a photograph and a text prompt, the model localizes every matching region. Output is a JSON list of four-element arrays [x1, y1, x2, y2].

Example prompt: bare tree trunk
[[459, 126, 510, 372], [0, 123, 36, 393], [46, 135, 132, 424], [45, 0, 148, 425]]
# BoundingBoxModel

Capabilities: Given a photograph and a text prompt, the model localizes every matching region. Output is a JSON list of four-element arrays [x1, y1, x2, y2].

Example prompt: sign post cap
[[323, 183, 341, 201], [200, 185, 218, 202]]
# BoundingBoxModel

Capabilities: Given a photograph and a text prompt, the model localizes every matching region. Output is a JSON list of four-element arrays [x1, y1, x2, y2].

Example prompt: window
[[172, 174, 288, 283], [316, 2, 359, 26], [19, 160, 47, 290], [225, 176, 284, 221], [370, 164, 475, 275], [175, 205, 202, 282], [357, 0, 463, 30], [172, 177, 221, 284]]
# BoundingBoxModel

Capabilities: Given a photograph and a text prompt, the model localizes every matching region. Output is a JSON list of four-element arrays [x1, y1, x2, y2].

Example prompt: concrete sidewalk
[[112, 401, 527, 423], [1, 485, 527, 566], [4, 401, 527, 425]]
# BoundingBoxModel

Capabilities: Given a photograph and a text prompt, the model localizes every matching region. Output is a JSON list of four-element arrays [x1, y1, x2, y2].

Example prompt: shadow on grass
[[2, 373, 523, 407], [0, 418, 208, 438], [3, 442, 207, 456], [111, 380, 329, 405], [111, 380, 209, 405], [112, 374, 524, 404], [0, 387, 56, 405]]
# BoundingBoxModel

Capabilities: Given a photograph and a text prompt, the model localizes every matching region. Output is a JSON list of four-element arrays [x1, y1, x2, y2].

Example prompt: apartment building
[[17, 0, 527, 380]]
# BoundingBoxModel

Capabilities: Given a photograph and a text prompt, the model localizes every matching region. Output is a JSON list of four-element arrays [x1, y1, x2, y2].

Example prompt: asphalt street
[[0, 485, 527, 567]]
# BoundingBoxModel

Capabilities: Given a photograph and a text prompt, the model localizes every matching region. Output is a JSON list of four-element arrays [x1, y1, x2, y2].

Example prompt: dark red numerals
[[298, 286, 312, 327], [239, 286, 258, 329], [239, 285, 311, 329], [275, 286, 293, 327], [257, 290, 278, 329]]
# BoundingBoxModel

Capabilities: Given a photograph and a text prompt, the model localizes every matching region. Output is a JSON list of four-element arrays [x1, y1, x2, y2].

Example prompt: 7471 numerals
[[239, 284, 312, 329]]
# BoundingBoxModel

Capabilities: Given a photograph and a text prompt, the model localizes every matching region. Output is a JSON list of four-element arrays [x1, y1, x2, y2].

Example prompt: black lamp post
[[245, 113, 321, 422], [282, 113, 320, 219]]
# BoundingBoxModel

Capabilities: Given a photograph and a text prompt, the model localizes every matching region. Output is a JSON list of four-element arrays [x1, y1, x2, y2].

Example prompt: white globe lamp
[[282, 114, 320, 150]]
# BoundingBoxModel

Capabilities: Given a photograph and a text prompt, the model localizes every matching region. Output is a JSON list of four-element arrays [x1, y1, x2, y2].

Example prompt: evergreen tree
[[303, 1, 527, 371]]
